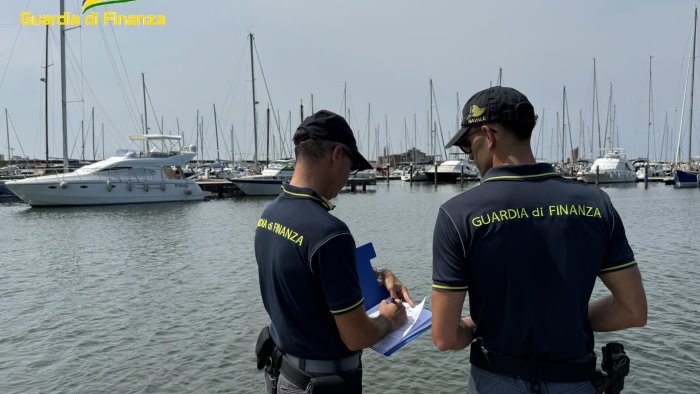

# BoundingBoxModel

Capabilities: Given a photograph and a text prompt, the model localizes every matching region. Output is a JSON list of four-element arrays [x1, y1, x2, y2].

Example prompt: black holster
[[255, 326, 283, 393], [593, 342, 630, 394], [255, 326, 276, 370]]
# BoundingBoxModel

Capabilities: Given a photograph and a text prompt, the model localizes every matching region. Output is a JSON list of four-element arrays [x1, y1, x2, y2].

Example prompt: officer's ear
[[330, 144, 345, 166], [484, 126, 498, 150]]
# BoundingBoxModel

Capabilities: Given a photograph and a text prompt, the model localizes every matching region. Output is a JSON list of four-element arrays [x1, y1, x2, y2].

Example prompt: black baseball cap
[[445, 86, 537, 148], [294, 110, 373, 171]]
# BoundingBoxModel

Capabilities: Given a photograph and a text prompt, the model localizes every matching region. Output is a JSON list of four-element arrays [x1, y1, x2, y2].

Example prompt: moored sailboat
[[672, 7, 700, 188]]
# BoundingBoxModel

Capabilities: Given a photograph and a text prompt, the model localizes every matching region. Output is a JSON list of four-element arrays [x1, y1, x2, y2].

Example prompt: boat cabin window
[[98, 167, 132, 174], [163, 166, 181, 179]]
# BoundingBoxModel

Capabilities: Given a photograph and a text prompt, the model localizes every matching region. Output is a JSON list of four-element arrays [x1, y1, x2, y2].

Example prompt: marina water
[[1, 182, 698, 393]]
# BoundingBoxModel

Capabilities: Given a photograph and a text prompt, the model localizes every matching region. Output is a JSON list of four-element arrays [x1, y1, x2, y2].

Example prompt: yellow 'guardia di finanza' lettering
[[21, 12, 81, 26], [19, 11, 165, 26], [257, 218, 304, 246], [471, 208, 530, 228], [547, 204, 601, 218], [471, 204, 602, 228], [103, 12, 165, 26]]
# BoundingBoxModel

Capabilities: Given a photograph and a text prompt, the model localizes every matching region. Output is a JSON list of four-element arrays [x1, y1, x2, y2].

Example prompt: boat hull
[[579, 171, 636, 184], [5, 179, 209, 206], [400, 171, 429, 182], [673, 169, 700, 188], [230, 179, 284, 196]]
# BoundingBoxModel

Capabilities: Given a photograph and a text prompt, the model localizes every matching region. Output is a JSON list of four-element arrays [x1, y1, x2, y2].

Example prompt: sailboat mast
[[266, 107, 270, 164], [367, 103, 371, 160], [4, 108, 9, 163], [562, 86, 566, 163], [231, 125, 236, 167], [592, 58, 601, 156], [195, 109, 200, 166], [213, 104, 220, 162], [142, 73, 149, 152], [689, 7, 697, 163], [413, 113, 417, 163], [429, 79, 434, 163], [647, 56, 653, 162], [343, 83, 347, 119], [91, 107, 95, 161], [44, 25, 49, 167], [250, 33, 259, 164], [60, 0, 68, 171]]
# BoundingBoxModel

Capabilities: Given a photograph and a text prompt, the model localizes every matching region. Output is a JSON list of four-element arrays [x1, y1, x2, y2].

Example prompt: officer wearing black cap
[[431, 87, 647, 393], [255, 110, 413, 393]]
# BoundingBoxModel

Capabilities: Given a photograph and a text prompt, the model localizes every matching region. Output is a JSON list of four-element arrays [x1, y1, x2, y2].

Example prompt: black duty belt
[[470, 342, 596, 383], [279, 353, 362, 391], [285, 353, 361, 374]]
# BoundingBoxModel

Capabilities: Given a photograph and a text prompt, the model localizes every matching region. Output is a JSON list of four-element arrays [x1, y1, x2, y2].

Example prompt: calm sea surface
[[1, 181, 698, 393]]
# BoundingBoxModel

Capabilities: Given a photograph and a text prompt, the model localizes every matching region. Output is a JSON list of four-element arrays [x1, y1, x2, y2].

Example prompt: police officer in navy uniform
[[255, 110, 412, 393], [431, 86, 647, 393]]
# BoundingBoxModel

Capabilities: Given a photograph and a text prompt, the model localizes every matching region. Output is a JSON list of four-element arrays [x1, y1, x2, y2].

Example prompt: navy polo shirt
[[255, 183, 364, 360], [432, 163, 636, 363]]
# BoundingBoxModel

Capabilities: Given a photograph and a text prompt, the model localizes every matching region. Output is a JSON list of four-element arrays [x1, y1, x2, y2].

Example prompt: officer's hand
[[379, 299, 407, 330], [384, 270, 415, 307]]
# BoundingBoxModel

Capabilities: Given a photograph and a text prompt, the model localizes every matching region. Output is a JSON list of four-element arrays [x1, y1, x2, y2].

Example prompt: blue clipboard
[[355, 242, 389, 311], [356, 242, 432, 356]]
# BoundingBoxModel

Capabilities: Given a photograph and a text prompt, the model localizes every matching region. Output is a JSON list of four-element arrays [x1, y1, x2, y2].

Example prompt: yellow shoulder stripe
[[483, 172, 558, 182], [600, 260, 637, 273], [432, 284, 469, 291], [330, 298, 364, 315], [282, 186, 335, 210]]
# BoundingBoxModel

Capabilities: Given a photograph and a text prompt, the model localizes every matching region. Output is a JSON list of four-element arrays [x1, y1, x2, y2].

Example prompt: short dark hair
[[496, 117, 537, 141], [294, 127, 346, 163]]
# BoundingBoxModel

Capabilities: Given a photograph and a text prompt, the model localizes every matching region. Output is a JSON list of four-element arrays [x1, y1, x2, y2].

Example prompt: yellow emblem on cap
[[470, 105, 486, 118]]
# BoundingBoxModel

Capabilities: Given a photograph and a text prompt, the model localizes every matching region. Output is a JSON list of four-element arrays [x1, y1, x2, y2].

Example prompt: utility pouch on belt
[[255, 326, 275, 370], [308, 375, 345, 393], [308, 369, 362, 394]]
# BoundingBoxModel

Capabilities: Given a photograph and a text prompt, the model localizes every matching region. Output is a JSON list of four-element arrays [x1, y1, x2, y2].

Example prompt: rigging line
[[69, 118, 81, 159], [99, 26, 140, 133], [58, 31, 122, 140], [145, 86, 163, 134], [108, 19, 142, 121], [97, 23, 141, 131], [565, 92, 575, 159], [7, 111, 28, 159], [218, 36, 249, 128], [0, 0, 32, 95], [253, 40, 288, 158], [51, 31, 86, 111], [431, 84, 446, 156]]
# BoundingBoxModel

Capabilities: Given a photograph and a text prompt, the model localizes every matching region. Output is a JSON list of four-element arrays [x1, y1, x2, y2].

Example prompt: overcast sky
[[1, 0, 699, 163]]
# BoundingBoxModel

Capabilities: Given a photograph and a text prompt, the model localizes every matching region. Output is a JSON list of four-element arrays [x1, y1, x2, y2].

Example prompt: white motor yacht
[[423, 160, 479, 182], [578, 148, 636, 184], [5, 135, 210, 206], [229, 159, 295, 196]]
